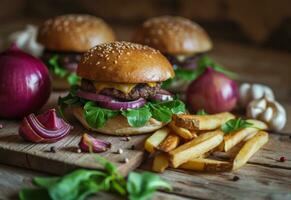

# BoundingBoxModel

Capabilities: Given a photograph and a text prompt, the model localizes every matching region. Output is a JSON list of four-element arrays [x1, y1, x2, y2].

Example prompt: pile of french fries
[[144, 112, 269, 173]]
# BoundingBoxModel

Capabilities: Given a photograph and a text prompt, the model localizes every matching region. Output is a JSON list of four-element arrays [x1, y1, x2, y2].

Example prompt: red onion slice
[[151, 89, 173, 101], [151, 94, 173, 101], [77, 90, 147, 110], [98, 98, 147, 110], [79, 133, 111, 153], [18, 109, 72, 143]]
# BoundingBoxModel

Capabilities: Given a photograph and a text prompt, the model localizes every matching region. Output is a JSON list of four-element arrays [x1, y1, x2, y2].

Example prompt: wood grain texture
[[0, 93, 148, 176]]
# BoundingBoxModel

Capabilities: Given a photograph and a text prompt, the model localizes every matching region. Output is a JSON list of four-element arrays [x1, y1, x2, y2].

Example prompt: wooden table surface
[[1, 26, 291, 199]]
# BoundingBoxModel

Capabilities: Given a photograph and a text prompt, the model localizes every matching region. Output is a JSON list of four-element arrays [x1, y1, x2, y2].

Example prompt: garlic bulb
[[9, 25, 43, 57], [247, 98, 286, 131], [239, 83, 274, 107]]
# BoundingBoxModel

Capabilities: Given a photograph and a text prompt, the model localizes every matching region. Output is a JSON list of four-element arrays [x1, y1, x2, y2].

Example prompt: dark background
[[0, 0, 291, 52]]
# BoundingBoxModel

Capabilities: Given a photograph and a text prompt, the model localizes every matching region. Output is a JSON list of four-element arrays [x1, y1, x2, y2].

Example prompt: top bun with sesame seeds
[[77, 41, 174, 83], [37, 14, 115, 52], [132, 16, 212, 55]]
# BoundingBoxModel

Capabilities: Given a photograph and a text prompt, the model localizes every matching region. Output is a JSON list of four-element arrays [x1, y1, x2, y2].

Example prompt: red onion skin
[[186, 67, 238, 114], [0, 44, 51, 119], [18, 109, 71, 143]]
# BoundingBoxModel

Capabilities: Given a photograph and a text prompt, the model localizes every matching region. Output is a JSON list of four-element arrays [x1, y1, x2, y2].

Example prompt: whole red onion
[[186, 67, 238, 113], [0, 43, 51, 119]]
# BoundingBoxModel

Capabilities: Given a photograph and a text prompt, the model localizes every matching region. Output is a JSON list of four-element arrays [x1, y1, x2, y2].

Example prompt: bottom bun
[[51, 73, 71, 90], [72, 106, 166, 135]]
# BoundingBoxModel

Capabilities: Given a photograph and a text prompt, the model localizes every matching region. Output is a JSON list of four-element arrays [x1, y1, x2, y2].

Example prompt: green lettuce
[[47, 55, 80, 85]]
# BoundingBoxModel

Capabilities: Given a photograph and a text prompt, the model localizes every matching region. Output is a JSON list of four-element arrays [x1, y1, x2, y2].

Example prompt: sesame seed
[[124, 158, 129, 163]]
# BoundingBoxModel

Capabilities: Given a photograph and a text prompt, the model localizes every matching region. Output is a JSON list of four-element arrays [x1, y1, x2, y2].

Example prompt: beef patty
[[41, 50, 82, 72], [164, 53, 204, 70], [81, 79, 161, 101]]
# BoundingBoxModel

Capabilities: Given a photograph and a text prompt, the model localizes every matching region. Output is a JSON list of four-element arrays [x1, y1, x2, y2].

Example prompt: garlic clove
[[269, 102, 287, 131], [252, 84, 265, 100], [260, 107, 273, 122]]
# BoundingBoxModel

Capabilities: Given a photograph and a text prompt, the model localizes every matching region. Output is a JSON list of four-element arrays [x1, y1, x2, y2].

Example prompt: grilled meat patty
[[81, 79, 161, 101], [164, 53, 204, 70], [41, 50, 82, 72]]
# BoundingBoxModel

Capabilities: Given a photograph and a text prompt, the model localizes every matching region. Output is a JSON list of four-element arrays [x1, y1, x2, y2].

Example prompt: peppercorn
[[130, 145, 135, 150], [50, 146, 56, 153], [232, 176, 240, 181], [279, 156, 286, 162]]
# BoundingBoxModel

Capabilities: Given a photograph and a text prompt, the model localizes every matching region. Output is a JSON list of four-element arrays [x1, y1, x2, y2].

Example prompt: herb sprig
[[19, 157, 171, 200], [221, 118, 253, 134]]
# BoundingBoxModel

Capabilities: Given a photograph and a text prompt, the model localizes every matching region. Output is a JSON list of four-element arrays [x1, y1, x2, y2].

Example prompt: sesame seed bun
[[132, 16, 213, 55], [77, 41, 174, 83], [72, 106, 166, 135], [37, 14, 115, 52]]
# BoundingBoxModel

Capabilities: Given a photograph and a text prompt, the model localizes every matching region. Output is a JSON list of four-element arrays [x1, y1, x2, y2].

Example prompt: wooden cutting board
[[0, 92, 148, 176]]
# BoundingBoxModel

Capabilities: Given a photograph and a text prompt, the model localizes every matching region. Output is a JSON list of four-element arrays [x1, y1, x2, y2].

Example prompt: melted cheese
[[94, 82, 157, 94]]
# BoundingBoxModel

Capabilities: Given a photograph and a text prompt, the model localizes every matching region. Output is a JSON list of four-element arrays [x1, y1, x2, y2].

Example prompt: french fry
[[152, 153, 169, 173], [168, 121, 193, 140], [144, 127, 170, 153], [159, 133, 180, 152], [174, 112, 235, 131], [219, 119, 268, 152], [233, 131, 269, 170], [179, 158, 232, 172], [243, 119, 268, 141], [169, 130, 224, 168]]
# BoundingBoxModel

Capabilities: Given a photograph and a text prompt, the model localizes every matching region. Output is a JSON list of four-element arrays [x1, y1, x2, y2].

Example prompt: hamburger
[[58, 41, 186, 135], [132, 16, 213, 94], [37, 14, 115, 90]]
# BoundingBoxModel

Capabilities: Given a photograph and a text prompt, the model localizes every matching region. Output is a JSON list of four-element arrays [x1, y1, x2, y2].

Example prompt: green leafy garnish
[[67, 73, 81, 85], [57, 85, 81, 117], [221, 118, 253, 134], [162, 55, 237, 89], [121, 106, 152, 127], [127, 172, 172, 200], [19, 158, 170, 200], [58, 88, 186, 129], [48, 55, 67, 78], [196, 109, 208, 115], [47, 55, 80, 86], [84, 101, 119, 129]]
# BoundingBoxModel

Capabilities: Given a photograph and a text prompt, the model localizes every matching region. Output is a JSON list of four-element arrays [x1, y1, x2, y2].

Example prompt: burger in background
[[59, 41, 185, 135], [132, 16, 213, 95], [37, 14, 115, 90]]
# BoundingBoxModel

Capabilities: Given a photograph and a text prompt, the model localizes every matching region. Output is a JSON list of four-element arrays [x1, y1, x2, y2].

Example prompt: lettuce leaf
[[47, 55, 80, 85]]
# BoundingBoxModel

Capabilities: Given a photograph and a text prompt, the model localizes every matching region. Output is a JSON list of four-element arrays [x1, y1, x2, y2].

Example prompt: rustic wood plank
[[0, 119, 147, 176], [0, 92, 148, 176], [139, 163, 291, 200], [0, 164, 192, 200]]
